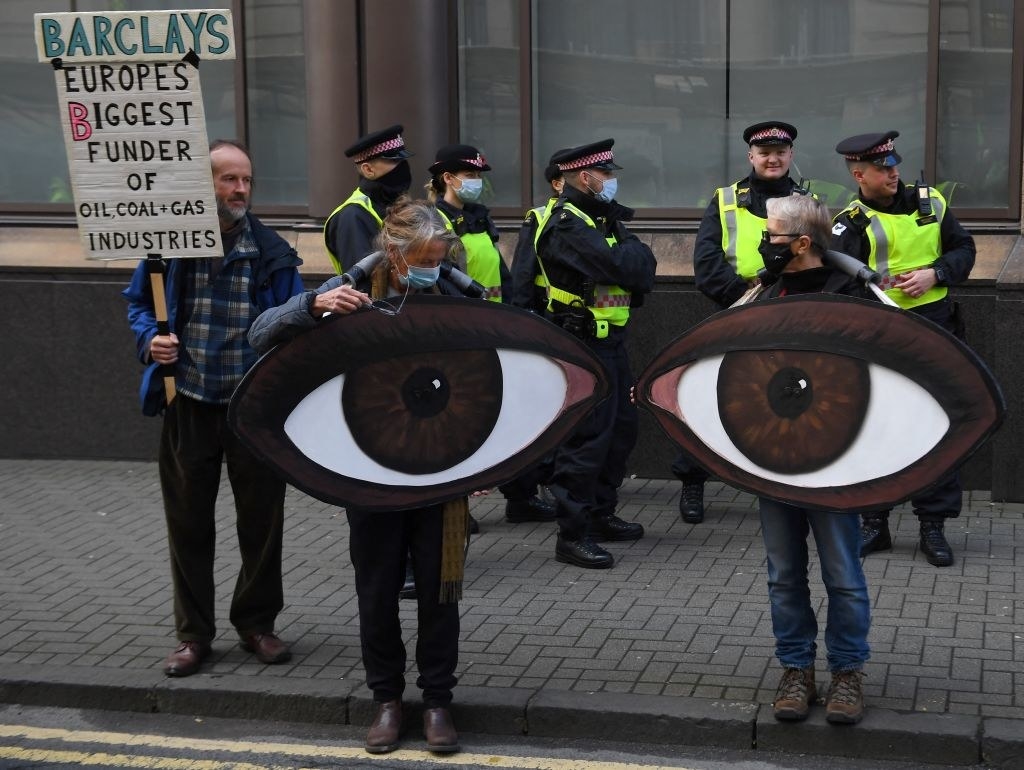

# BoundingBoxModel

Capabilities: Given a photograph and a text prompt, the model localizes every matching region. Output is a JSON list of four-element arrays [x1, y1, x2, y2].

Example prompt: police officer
[[536, 139, 657, 569], [685, 121, 807, 524], [324, 125, 414, 274], [831, 130, 976, 567], [508, 150, 566, 313], [426, 144, 554, 524], [426, 144, 510, 302]]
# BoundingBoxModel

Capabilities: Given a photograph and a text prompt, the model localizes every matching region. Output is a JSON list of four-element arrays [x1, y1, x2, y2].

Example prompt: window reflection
[[456, 0, 1016, 214]]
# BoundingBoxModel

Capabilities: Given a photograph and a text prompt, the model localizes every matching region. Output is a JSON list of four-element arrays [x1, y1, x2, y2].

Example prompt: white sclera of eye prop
[[284, 349, 568, 485], [678, 354, 949, 488]]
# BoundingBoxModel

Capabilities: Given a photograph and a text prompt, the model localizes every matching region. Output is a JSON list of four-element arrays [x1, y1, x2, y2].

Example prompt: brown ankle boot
[[365, 700, 402, 754]]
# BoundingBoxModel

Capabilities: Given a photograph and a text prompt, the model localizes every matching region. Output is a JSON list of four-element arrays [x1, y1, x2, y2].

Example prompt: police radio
[[917, 170, 933, 217]]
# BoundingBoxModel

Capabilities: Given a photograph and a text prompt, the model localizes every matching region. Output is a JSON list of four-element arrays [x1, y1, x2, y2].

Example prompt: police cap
[[544, 148, 570, 183], [835, 130, 902, 167], [743, 121, 798, 146], [344, 125, 413, 163], [428, 144, 491, 175], [552, 139, 622, 172]]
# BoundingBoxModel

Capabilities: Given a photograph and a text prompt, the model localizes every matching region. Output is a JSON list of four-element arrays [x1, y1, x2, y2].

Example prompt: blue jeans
[[759, 498, 871, 672]]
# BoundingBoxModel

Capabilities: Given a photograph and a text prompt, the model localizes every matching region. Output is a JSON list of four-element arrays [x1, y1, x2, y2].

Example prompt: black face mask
[[369, 160, 412, 203], [758, 238, 798, 278]]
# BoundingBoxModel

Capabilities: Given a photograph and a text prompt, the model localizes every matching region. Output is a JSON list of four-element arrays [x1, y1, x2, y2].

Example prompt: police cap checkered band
[[558, 150, 614, 171], [429, 144, 492, 175], [352, 135, 406, 163], [843, 137, 895, 161], [750, 127, 792, 143], [742, 121, 798, 146]]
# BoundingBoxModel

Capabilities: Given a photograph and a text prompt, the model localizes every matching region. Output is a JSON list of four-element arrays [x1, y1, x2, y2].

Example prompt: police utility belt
[[547, 282, 631, 340]]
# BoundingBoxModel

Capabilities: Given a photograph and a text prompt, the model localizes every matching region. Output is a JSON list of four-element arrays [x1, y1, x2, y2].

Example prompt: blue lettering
[[92, 16, 114, 56], [139, 16, 163, 54], [41, 19, 64, 58], [164, 15, 185, 54], [181, 12, 207, 52], [114, 18, 137, 55], [66, 18, 93, 57], [206, 14, 230, 55]]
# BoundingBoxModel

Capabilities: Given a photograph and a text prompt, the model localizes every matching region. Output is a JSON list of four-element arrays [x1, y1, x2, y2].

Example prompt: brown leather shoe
[[163, 640, 211, 677], [239, 632, 292, 664], [365, 700, 402, 754], [423, 707, 459, 753]]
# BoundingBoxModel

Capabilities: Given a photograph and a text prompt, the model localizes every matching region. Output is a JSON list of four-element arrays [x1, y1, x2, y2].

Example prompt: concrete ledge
[[350, 685, 531, 737], [982, 718, 1024, 770], [153, 674, 350, 725], [757, 704, 980, 765], [0, 665, 160, 714], [0, 665, 1003, 765], [526, 689, 757, 750]]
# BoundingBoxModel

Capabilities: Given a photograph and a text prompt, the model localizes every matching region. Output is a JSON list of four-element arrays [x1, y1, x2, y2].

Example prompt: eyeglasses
[[761, 230, 804, 242]]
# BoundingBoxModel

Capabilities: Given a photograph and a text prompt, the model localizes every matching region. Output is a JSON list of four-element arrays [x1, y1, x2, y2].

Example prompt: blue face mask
[[585, 172, 617, 202], [455, 177, 484, 203], [400, 264, 441, 289]]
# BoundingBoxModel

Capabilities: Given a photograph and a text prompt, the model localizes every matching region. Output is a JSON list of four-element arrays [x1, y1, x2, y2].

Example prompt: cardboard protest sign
[[34, 9, 235, 260]]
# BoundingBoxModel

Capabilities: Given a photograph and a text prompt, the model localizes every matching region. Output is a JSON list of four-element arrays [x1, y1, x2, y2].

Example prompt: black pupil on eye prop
[[342, 349, 503, 475], [717, 350, 871, 474], [401, 368, 449, 417], [766, 367, 812, 419]]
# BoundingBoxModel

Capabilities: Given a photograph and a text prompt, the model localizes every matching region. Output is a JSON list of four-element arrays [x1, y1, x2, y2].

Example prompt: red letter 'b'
[[68, 102, 92, 141]]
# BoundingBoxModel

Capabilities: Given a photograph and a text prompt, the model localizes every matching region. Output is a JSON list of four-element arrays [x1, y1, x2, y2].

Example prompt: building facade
[[2, 0, 1023, 498]]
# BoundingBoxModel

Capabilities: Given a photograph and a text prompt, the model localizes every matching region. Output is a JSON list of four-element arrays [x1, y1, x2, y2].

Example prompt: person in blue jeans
[[754, 193, 871, 724]]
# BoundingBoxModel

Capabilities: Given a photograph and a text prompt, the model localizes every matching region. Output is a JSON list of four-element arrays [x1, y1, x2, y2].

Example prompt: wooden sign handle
[[145, 254, 176, 406]]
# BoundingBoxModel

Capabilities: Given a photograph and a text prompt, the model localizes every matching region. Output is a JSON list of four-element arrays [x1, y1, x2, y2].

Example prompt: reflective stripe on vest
[[529, 203, 554, 290], [847, 189, 947, 309], [323, 189, 383, 274], [437, 209, 503, 301], [537, 201, 631, 328], [718, 184, 767, 280]]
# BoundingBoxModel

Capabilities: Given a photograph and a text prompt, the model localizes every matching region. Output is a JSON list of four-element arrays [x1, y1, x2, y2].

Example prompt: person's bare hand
[[311, 285, 371, 317], [150, 332, 179, 365], [893, 268, 937, 300]]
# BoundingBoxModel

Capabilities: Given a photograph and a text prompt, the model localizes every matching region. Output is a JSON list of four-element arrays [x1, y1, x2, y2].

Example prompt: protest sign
[[35, 9, 235, 260]]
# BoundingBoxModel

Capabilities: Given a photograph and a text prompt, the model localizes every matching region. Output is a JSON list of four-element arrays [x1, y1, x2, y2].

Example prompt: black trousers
[[159, 394, 286, 643], [347, 505, 459, 707], [670, 451, 710, 484], [548, 332, 638, 539]]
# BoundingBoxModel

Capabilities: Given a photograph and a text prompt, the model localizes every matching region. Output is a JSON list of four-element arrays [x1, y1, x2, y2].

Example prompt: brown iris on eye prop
[[718, 350, 870, 474], [343, 349, 503, 474]]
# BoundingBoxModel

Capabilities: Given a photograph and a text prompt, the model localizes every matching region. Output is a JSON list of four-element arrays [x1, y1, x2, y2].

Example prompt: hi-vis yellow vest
[[535, 201, 631, 329], [840, 188, 948, 309], [717, 183, 768, 280], [527, 199, 558, 294], [437, 209, 503, 302], [323, 189, 383, 274]]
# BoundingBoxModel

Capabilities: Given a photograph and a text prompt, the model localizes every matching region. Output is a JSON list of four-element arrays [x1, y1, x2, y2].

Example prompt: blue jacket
[[123, 213, 305, 416]]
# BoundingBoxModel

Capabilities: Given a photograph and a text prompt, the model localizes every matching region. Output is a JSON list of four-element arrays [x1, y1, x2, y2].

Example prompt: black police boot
[[555, 535, 613, 569], [399, 562, 416, 600], [678, 480, 705, 524], [590, 513, 644, 542], [505, 495, 557, 523], [859, 513, 892, 557], [919, 521, 953, 567]]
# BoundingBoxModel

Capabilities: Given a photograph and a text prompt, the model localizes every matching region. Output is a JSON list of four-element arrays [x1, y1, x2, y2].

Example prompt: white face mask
[[454, 176, 483, 203]]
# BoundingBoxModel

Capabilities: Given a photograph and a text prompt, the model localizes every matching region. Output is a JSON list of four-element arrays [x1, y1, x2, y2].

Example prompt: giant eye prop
[[229, 295, 610, 511], [634, 294, 1005, 513]]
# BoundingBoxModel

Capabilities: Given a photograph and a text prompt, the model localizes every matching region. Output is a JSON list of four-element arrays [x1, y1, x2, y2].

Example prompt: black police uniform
[[434, 198, 511, 299], [536, 140, 657, 567], [682, 122, 805, 513], [831, 130, 977, 566], [324, 125, 413, 274]]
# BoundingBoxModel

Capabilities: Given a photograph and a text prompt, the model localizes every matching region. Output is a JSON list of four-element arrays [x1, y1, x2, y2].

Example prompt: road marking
[[0, 724, 699, 769]]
